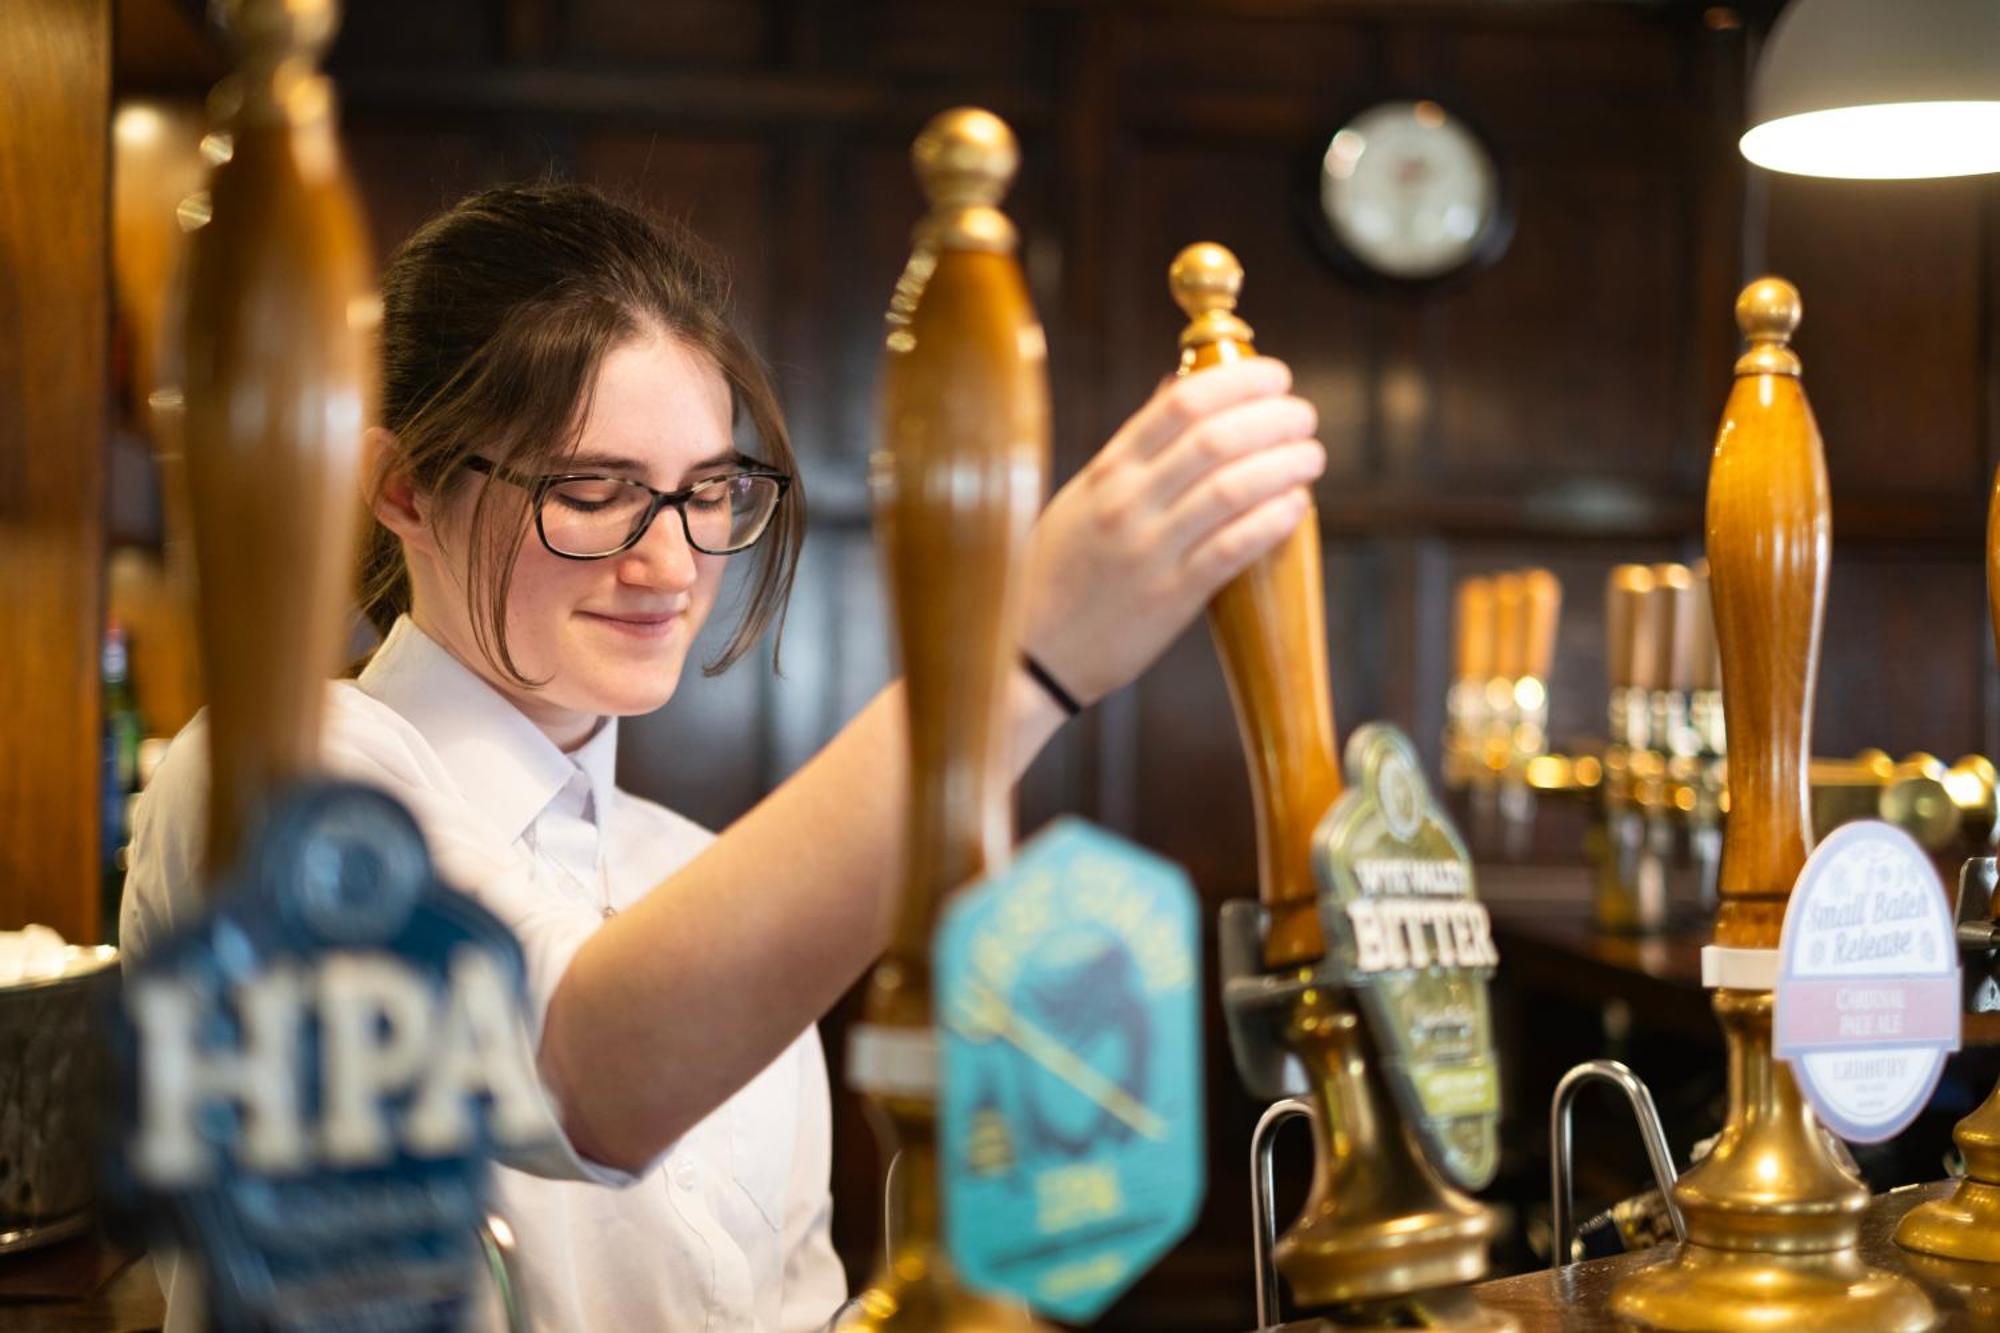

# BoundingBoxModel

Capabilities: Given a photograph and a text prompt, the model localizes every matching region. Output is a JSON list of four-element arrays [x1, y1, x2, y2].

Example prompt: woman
[[122, 183, 1325, 1331]]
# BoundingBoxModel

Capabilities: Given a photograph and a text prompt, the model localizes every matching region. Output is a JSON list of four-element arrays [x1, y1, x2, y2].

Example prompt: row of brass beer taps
[[1445, 560, 1997, 932]]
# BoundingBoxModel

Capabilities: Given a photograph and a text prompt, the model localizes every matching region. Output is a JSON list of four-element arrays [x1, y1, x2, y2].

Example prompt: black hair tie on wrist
[[1022, 653, 1083, 719]]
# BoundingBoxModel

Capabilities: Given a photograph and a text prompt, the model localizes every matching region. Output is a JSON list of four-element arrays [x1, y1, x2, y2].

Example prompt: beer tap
[[1638, 563, 1698, 921], [1480, 572, 1524, 856], [838, 108, 1051, 1333], [1608, 278, 1934, 1331], [1445, 576, 1495, 804], [1498, 569, 1560, 860], [1599, 565, 1660, 932], [1180, 243, 1511, 1330], [1686, 560, 1725, 912], [1894, 420, 2000, 1277]]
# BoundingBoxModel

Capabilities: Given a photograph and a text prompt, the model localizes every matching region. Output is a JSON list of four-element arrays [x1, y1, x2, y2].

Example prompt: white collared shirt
[[121, 616, 847, 1333]]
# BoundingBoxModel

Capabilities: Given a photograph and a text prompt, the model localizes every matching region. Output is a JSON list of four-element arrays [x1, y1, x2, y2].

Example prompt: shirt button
[[675, 1158, 698, 1190]]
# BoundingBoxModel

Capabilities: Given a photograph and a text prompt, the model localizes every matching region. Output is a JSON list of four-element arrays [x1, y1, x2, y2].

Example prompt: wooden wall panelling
[[328, 0, 497, 70], [1431, 23, 1696, 496], [561, 0, 771, 67], [341, 124, 528, 257], [1765, 175, 1987, 505], [1817, 552, 1987, 760], [0, 0, 110, 941], [574, 134, 779, 345]]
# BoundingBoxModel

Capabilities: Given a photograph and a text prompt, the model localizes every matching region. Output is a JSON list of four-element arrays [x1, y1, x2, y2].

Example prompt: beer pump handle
[[1607, 566, 1655, 706], [180, 0, 376, 879], [1651, 564, 1697, 697], [1456, 577, 1495, 688], [1521, 568, 1561, 696], [1689, 560, 1720, 696], [1989, 458, 2000, 665], [872, 110, 1049, 992], [1170, 243, 1340, 971], [1492, 572, 1526, 687], [1706, 278, 1828, 948]]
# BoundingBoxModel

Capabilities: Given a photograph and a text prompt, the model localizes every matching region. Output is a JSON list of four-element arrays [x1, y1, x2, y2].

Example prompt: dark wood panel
[[1432, 157, 1689, 487], [1451, 22, 1686, 109], [342, 124, 514, 257], [573, 133, 778, 340], [562, 0, 770, 67], [328, 0, 498, 70], [836, 0, 1062, 84], [1818, 552, 1988, 760], [0, 0, 109, 941], [1118, 10, 1372, 105], [1767, 175, 1988, 498]]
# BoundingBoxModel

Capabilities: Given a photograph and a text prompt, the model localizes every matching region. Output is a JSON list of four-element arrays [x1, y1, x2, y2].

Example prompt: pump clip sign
[[1313, 723, 1502, 1191], [108, 781, 553, 1332], [1774, 820, 1960, 1143]]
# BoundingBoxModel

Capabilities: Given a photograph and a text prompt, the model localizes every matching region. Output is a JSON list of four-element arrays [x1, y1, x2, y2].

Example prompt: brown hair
[[357, 182, 803, 682]]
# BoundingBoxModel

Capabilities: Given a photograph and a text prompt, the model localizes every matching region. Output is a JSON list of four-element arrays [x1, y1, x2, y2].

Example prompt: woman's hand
[[1019, 356, 1324, 705]]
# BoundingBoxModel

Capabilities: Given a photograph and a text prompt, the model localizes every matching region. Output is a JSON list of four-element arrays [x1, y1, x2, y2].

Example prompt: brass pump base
[[1609, 989, 1933, 1332], [1274, 987, 1515, 1329], [837, 1107, 1050, 1333], [838, 1262, 1047, 1333], [1897, 1079, 2000, 1267], [1901, 1246, 2000, 1323], [1611, 1244, 1936, 1332], [1896, 1178, 2000, 1267]]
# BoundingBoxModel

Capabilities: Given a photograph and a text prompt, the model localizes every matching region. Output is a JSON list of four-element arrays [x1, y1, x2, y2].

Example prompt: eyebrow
[[563, 448, 746, 479]]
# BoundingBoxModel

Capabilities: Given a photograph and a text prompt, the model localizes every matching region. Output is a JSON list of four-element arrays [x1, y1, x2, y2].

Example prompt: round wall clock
[[1310, 98, 1512, 286]]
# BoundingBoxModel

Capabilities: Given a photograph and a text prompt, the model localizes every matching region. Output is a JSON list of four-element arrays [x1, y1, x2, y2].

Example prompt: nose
[[615, 503, 701, 591]]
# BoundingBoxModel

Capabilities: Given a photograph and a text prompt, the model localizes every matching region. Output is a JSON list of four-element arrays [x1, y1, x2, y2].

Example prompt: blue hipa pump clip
[[107, 780, 553, 1332]]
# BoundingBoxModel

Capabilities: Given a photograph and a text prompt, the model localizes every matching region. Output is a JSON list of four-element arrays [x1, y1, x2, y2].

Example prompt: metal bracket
[[1248, 1097, 1314, 1331], [1549, 1059, 1683, 1268], [1219, 900, 1318, 1101], [1955, 856, 1999, 953]]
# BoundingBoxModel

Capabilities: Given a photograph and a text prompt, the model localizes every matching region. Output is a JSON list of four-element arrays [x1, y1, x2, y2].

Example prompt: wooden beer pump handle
[[1707, 278, 1828, 948], [1607, 565, 1656, 696], [1650, 563, 1697, 696], [1491, 572, 1525, 685], [873, 108, 1048, 988], [1689, 559, 1720, 694], [1169, 243, 1339, 971], [1988, 461, 2000, 666], [181, 0, 375, 880], [1455, 577, 1495, 686], [1520, 567, 1561, 687]]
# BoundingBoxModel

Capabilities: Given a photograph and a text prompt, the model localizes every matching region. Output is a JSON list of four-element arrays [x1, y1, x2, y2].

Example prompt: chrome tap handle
[[1249, 1097, 1313, 1330], [1549, 1059, 1683, 1268]]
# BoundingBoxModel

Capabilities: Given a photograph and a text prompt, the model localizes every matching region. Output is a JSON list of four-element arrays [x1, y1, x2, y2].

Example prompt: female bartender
[[120, 183, 1325, 1331]]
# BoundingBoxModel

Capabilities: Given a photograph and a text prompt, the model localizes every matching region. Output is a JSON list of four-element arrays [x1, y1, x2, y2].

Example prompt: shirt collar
[[357, 616, 620, 844]]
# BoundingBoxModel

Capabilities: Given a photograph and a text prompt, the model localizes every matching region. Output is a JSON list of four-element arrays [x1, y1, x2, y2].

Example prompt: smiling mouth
[[581, 610, 683, 636]]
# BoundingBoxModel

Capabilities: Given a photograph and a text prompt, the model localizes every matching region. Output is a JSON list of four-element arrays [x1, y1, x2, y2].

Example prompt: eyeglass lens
[[540, 475, 781, 557]]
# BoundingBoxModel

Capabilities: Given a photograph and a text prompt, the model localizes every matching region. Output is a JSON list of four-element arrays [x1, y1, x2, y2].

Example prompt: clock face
[[1318, 99, 1505, 282]]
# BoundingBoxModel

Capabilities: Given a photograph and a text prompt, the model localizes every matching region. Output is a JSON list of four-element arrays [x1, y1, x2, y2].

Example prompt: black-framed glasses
[[463, 456, 792, 560]]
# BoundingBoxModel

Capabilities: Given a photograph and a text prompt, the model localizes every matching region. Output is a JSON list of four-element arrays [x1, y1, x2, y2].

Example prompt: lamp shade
[[1742, 0, 2000, 179]]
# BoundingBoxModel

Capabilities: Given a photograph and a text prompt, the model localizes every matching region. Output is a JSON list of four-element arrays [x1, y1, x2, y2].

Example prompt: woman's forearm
[[540, 668, 1069, 1172]]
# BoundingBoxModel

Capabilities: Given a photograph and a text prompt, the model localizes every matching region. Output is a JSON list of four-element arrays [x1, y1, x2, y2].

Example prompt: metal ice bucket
[[0, 944, 118, 1250]]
